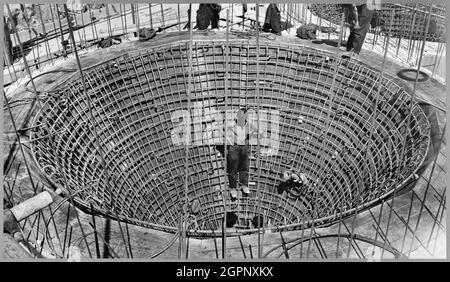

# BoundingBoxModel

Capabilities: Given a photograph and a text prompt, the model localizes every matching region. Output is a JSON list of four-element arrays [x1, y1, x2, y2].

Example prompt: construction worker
[[279, 169, 309, 195], [342, 3, 375, 57], [184, 199, 201, 231], [227, 109, 251, 199], [216, 109, 251, 200], [262, 3, 282, 35], [225, 211, 238, 228], [185, 4, 222, 30], [251, 214, 264, 228]]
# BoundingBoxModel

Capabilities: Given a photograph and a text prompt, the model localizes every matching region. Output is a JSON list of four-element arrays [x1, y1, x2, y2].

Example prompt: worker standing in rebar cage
[[216, 109, 251, 200], [342, 3, 375, 57]]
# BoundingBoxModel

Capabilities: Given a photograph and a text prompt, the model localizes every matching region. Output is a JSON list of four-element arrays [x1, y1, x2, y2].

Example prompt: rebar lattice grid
[[2, 3, 446, 260]]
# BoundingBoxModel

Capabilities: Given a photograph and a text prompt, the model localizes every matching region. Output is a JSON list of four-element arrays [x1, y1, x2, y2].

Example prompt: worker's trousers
[[346, 4, 374, 54], [226, 145, 250, 189]]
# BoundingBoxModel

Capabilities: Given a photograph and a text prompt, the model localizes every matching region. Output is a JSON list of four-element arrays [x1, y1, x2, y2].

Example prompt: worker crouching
[[278, 169, 310, 197]]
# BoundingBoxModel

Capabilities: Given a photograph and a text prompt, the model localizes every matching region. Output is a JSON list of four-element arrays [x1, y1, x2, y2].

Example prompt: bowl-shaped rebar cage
[[29, 37, 430, 237], [308, 3, 445, 42]]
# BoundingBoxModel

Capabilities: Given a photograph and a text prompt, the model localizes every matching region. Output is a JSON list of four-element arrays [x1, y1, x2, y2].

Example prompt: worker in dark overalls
[[343, 4, 375, 57], [262, 3, 282, 35], [185, 4, 222, 30], [278, 169, 309, 195], [216, 109, 251, 200]]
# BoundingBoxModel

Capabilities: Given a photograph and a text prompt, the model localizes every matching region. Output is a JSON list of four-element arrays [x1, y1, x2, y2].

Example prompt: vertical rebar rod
[[160, 4, 166, 31], [368, 201, 387, 258], [38, 117, 94, 258], [238, 236, 247, 258], [396, 37, 402, 57], [406, 4, 419, 63], [242, 4, 245, 30], [125, 223, 133, 258], [62, 204, 71, 256], [106, 5, 112, 37], [280, 231, 289, 258], [177, 215, 182, 259], [71, 9, 83, 47], [149, 4, 153, 29], [103, 218, 111, 258], [431, 192, 446, 256], [399, 191, 416, 254], [431, 42, 444, 78], [5, 5, 40, 196], [55, 4, 67, 57], [66, 226, 73, 258], [426, 187, 446, 249], [37, 4, 53, 65], [136, 4, 140, 34], [381, 4, 434, 258], [406, 125, 445, 256], [185, 236, 190, 259], [213, 238, 219, 258], [63, 4, 130, 258], [177, 4, 181, 31], [342, 222, 363, 259], [20, 5, 38, 70], [255, 3, 263, 258], [384, 201, 433, 256], [88, 5, 98, 39], [47, 206, 63, 257], [221, 9, 231, 260], [90, 203, 101, 258], [119, 4, 125, 35], [49, 4, 57, 32], [299, 13, 345, 258], [123, 4, 128, 35], [131, 4, 135, 25], [180, 3, 194, 259], [302, 11, 345, 175], [346, 10, 394, 259], [298, 216, 305, 258], [132, 5, 138, 37], [334, 197, 345, 258], [79, 6, 87, 49]]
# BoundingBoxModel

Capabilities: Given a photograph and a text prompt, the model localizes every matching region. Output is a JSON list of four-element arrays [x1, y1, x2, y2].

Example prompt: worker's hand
[[354, 20, 360, 29]]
